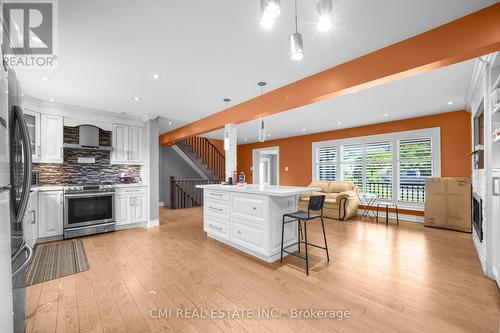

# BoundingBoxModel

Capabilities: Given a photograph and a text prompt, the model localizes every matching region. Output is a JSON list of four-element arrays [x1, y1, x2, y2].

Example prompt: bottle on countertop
[[239, 172, 245, 184]]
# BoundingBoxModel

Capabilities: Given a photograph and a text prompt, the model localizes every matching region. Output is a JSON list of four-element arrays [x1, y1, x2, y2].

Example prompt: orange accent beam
[[160, 3, 500, 145]]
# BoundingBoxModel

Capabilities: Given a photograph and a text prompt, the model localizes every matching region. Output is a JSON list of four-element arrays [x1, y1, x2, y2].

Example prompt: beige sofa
[[299, 181, 359, 220]]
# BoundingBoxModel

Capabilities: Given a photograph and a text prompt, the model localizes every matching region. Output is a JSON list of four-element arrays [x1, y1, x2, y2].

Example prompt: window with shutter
[[317, 146, 337, 180], [365, 141, 392, 200], [398, 138, 432, 203], [341, 144, 363, 190]]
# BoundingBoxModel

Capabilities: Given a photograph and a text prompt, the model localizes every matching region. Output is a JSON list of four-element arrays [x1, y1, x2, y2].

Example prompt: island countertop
[[196, 184, 319, 196]]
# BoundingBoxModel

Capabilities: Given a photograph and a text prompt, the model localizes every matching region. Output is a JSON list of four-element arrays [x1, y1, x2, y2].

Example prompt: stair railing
[[170, 177, 220, 209], [181, 137, 225, 180]]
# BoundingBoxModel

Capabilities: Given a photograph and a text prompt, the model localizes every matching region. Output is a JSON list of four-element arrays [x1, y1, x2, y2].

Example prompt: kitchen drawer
[[231, 220, 266, 255], [231, 194, 267, 223], [115, 187, 147, 195], [205, 216, 230, 240], [204, 199, 230, 221], [205, 190, 229, 201]]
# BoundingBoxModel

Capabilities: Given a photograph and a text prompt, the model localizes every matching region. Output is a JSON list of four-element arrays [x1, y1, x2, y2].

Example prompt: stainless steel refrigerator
[[0, 65, 33, 332]]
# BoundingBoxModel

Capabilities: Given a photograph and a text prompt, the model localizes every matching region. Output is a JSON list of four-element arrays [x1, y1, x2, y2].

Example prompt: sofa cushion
[[308, 181, 330, 193], [328, 181, 354, 193]]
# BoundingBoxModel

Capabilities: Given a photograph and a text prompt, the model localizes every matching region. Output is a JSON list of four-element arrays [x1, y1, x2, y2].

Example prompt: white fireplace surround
[[467, 52, 500, 286]]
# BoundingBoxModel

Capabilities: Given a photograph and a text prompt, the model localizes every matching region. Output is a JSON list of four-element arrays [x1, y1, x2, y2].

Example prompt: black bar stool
[[281, 195, 329, 275], [376, 202, 399, 226]]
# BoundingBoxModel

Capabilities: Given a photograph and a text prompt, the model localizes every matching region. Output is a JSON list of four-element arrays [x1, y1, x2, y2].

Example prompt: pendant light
[[290, 0, 304, 61], [316, 0, 333, 32], [257, 82, 266, 142], [260, 0, 280, 29], [223, 98, 231, 150]]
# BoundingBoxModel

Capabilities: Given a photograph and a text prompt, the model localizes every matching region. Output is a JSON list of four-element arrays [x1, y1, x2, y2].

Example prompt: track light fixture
[[257, 82, 267, 142], [290, 0, 304, 61]]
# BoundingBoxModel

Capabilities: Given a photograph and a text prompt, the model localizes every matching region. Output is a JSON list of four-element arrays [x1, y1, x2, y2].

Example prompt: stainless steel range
[[64, 183, 115, 239]]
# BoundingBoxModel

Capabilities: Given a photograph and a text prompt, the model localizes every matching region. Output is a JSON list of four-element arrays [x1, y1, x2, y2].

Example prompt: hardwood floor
[[26, 208, 500, 332]]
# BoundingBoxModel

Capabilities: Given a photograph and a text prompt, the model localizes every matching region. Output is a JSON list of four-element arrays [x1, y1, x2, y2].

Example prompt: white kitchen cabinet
[[111, 124, 144, 165], [40, 114, 64, 164], [130, 193, 147, 223], [115, 187, 147, 226], [23, 110, 41, 162], [23, 191, 38, 247], [38, 190, 64, 239], [112, 124, 129, 163], [128, 126, 144, 163]]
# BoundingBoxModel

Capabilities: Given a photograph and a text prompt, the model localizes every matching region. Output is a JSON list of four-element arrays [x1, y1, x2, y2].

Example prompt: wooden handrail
[[181, 137, 225, 180]]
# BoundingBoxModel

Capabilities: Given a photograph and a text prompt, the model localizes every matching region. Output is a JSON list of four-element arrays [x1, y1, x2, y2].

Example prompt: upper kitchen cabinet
[[111, 124, 144, 164], [23, 110, 41, 162], [40, 114, 64, 164]]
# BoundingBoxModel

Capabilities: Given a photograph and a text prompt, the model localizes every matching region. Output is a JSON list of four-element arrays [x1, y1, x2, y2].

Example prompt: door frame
[[252, 146, 279, 186]]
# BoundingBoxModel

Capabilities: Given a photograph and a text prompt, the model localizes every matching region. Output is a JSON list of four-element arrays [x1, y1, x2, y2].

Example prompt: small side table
[[358, 193, 378, 222], [376, 202, 399, 226]]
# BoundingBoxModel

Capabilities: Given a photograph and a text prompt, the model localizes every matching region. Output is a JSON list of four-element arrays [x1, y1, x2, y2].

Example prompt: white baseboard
[[147, 219, 160, 228]]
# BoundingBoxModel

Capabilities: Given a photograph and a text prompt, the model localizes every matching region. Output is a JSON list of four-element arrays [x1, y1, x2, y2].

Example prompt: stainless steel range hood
[[63, 125, 113, 151]]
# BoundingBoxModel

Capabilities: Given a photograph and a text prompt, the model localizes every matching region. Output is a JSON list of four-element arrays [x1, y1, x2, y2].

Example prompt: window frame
[[312, 127, 441, 209]]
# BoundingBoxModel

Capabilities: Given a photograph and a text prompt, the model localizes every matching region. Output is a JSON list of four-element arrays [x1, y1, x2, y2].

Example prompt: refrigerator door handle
[[11, 243, 33, 279], [493, 177, 500, 197], [13, 105, 32, 223]]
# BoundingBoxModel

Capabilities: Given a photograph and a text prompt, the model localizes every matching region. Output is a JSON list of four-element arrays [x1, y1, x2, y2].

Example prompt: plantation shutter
[[341, 144, 363, 190], [365, 141, 392, 200], [317, 146, 337, 180], [398, 138, 432, 203]]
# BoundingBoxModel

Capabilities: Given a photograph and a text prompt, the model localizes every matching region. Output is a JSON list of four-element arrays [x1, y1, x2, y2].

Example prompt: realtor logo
[[1, 0, 58, 68]]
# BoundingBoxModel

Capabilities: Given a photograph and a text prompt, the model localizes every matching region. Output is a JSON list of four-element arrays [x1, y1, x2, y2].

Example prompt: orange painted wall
[[237, 111, 471, 186]]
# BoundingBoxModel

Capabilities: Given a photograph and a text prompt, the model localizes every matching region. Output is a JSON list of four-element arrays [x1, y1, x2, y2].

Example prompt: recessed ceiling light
[[244, 138, 248, 142], [41, 77, 51, 81], [152, 73, 162, 79], [168, 121, 173, 125], [384, 113, 389, 117], [48, 98, 55, 102], [337, 121, 341, 125], [133, 96, 142, 102], [302, 128, 306, 132], [267, 133, 271, 137], [447, 101, 453, 105]]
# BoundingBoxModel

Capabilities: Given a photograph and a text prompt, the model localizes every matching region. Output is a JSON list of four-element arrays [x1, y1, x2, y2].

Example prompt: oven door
[[64, 192, 114, 229]]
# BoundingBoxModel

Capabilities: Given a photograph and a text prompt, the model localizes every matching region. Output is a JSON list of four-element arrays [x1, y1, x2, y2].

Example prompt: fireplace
[[472, 192, 483, 242]]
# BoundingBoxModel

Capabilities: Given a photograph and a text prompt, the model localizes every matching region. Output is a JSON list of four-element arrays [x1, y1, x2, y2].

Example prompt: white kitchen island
[[196, 184, 319, 263]]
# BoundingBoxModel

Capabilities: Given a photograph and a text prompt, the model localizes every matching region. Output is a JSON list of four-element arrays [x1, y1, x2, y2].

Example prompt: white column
[[224, 123, 237, 181]]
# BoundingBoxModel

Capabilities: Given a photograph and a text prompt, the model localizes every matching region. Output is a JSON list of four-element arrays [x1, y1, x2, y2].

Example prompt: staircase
[[175, 136, 225, 180]]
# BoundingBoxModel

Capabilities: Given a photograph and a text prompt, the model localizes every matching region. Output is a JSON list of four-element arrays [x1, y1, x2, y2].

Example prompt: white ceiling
[[203, 59, 475, 143], [14, 0, 495, 135]]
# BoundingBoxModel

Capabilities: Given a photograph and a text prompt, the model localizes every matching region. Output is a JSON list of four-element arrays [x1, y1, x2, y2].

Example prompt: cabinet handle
[[209, 224, 223, 231], [237, 230, 241, 234], [494, 177, 500, 197], [60, 147, 63, 157], [252, 207, 257, 210], [31, 210, 36, 224], [208, 206, 223, 212], [209, 192, 223, 197], [60, 194, 63, 205]]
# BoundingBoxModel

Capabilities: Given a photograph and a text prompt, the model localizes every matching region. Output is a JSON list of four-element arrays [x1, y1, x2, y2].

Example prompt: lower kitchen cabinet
[[23, 191, 38, 247], [115, 187, 147, 226], [38, 190, 64, 239]]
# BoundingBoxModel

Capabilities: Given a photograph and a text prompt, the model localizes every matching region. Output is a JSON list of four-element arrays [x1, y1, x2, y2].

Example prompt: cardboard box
[[424, 177, 472, 232]]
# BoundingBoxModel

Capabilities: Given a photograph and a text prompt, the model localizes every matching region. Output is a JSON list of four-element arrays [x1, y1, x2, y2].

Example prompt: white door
[[128, 126, 143, 163], [259, 157, 271, 185], [112, 124, 129, 163], [23, 110, 41, 162], [40, 114, 63, 163], [38, 191, 64, 238], [130, 194, 147, 223], [115, 194, 131, 225]]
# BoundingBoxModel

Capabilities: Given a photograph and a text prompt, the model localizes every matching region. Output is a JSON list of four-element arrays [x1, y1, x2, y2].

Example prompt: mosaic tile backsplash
[[33, 126, 141, 185]]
